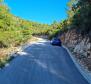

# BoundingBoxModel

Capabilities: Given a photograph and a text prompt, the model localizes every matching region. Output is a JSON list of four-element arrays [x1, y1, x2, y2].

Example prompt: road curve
[[0, 40, 89, 84]]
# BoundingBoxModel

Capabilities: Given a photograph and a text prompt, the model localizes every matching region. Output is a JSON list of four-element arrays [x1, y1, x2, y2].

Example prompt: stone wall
[[60, 29, 91, 71]]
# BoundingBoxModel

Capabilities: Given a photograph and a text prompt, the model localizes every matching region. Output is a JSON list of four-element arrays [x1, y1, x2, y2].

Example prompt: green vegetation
[[0, 0, 60, 68], [51, 0, 91, 39], [0, 0, 51, 48], [0, 0, 52, 68], [0, 0, 91, 68], [0, 55, 11, 68], [67, 0, 91, 36]]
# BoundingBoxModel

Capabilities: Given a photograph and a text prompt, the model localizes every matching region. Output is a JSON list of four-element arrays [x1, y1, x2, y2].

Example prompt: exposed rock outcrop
[[60, 29, 91, 71]]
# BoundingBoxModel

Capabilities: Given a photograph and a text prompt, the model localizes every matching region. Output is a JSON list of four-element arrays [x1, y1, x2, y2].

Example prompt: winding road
[[0, 39, 89, 84]]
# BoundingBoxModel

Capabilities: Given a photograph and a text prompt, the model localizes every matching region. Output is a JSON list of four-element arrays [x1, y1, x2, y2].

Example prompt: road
[[0, 40, 89, 84]]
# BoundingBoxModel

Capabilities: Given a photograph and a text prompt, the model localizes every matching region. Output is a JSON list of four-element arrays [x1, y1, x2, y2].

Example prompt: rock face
[[60, 29, 91, 71]]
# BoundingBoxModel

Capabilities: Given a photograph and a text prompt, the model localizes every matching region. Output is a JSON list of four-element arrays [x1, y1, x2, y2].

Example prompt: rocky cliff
[[60, 29, 91, 71]]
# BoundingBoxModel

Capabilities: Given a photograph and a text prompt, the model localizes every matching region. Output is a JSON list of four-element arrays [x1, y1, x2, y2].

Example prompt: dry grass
[[0, 36, 41, 68]]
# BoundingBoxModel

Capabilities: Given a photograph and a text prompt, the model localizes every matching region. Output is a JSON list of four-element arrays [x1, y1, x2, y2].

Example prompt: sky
[[5, 0, 68, 24]]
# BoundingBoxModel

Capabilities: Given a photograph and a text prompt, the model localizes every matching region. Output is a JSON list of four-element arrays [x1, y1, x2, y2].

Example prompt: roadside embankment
[[0, 36, 40, 69], [60, 29, 91, 83]]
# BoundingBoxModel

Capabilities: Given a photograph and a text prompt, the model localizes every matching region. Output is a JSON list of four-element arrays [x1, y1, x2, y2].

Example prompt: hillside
[[0, 0, 52, 67], [0, 0, 91, 71], [53, 0, 91, 71], [0, 0, 61, 68]]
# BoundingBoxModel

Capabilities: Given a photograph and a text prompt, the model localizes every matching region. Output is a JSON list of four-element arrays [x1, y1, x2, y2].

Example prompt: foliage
[[0, 2, 52, 48], [72, 0, 91, 35], [67, 0, 91, 36], [51, 0, 91, 38], [1, 0, 91, 68], [49, 19, 70, 39], [0, 55, 15, 69], [0, 1, 53, 68]]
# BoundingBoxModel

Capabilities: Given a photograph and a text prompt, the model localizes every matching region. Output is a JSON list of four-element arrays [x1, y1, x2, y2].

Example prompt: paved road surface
[[0, 40, 89, 84]]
